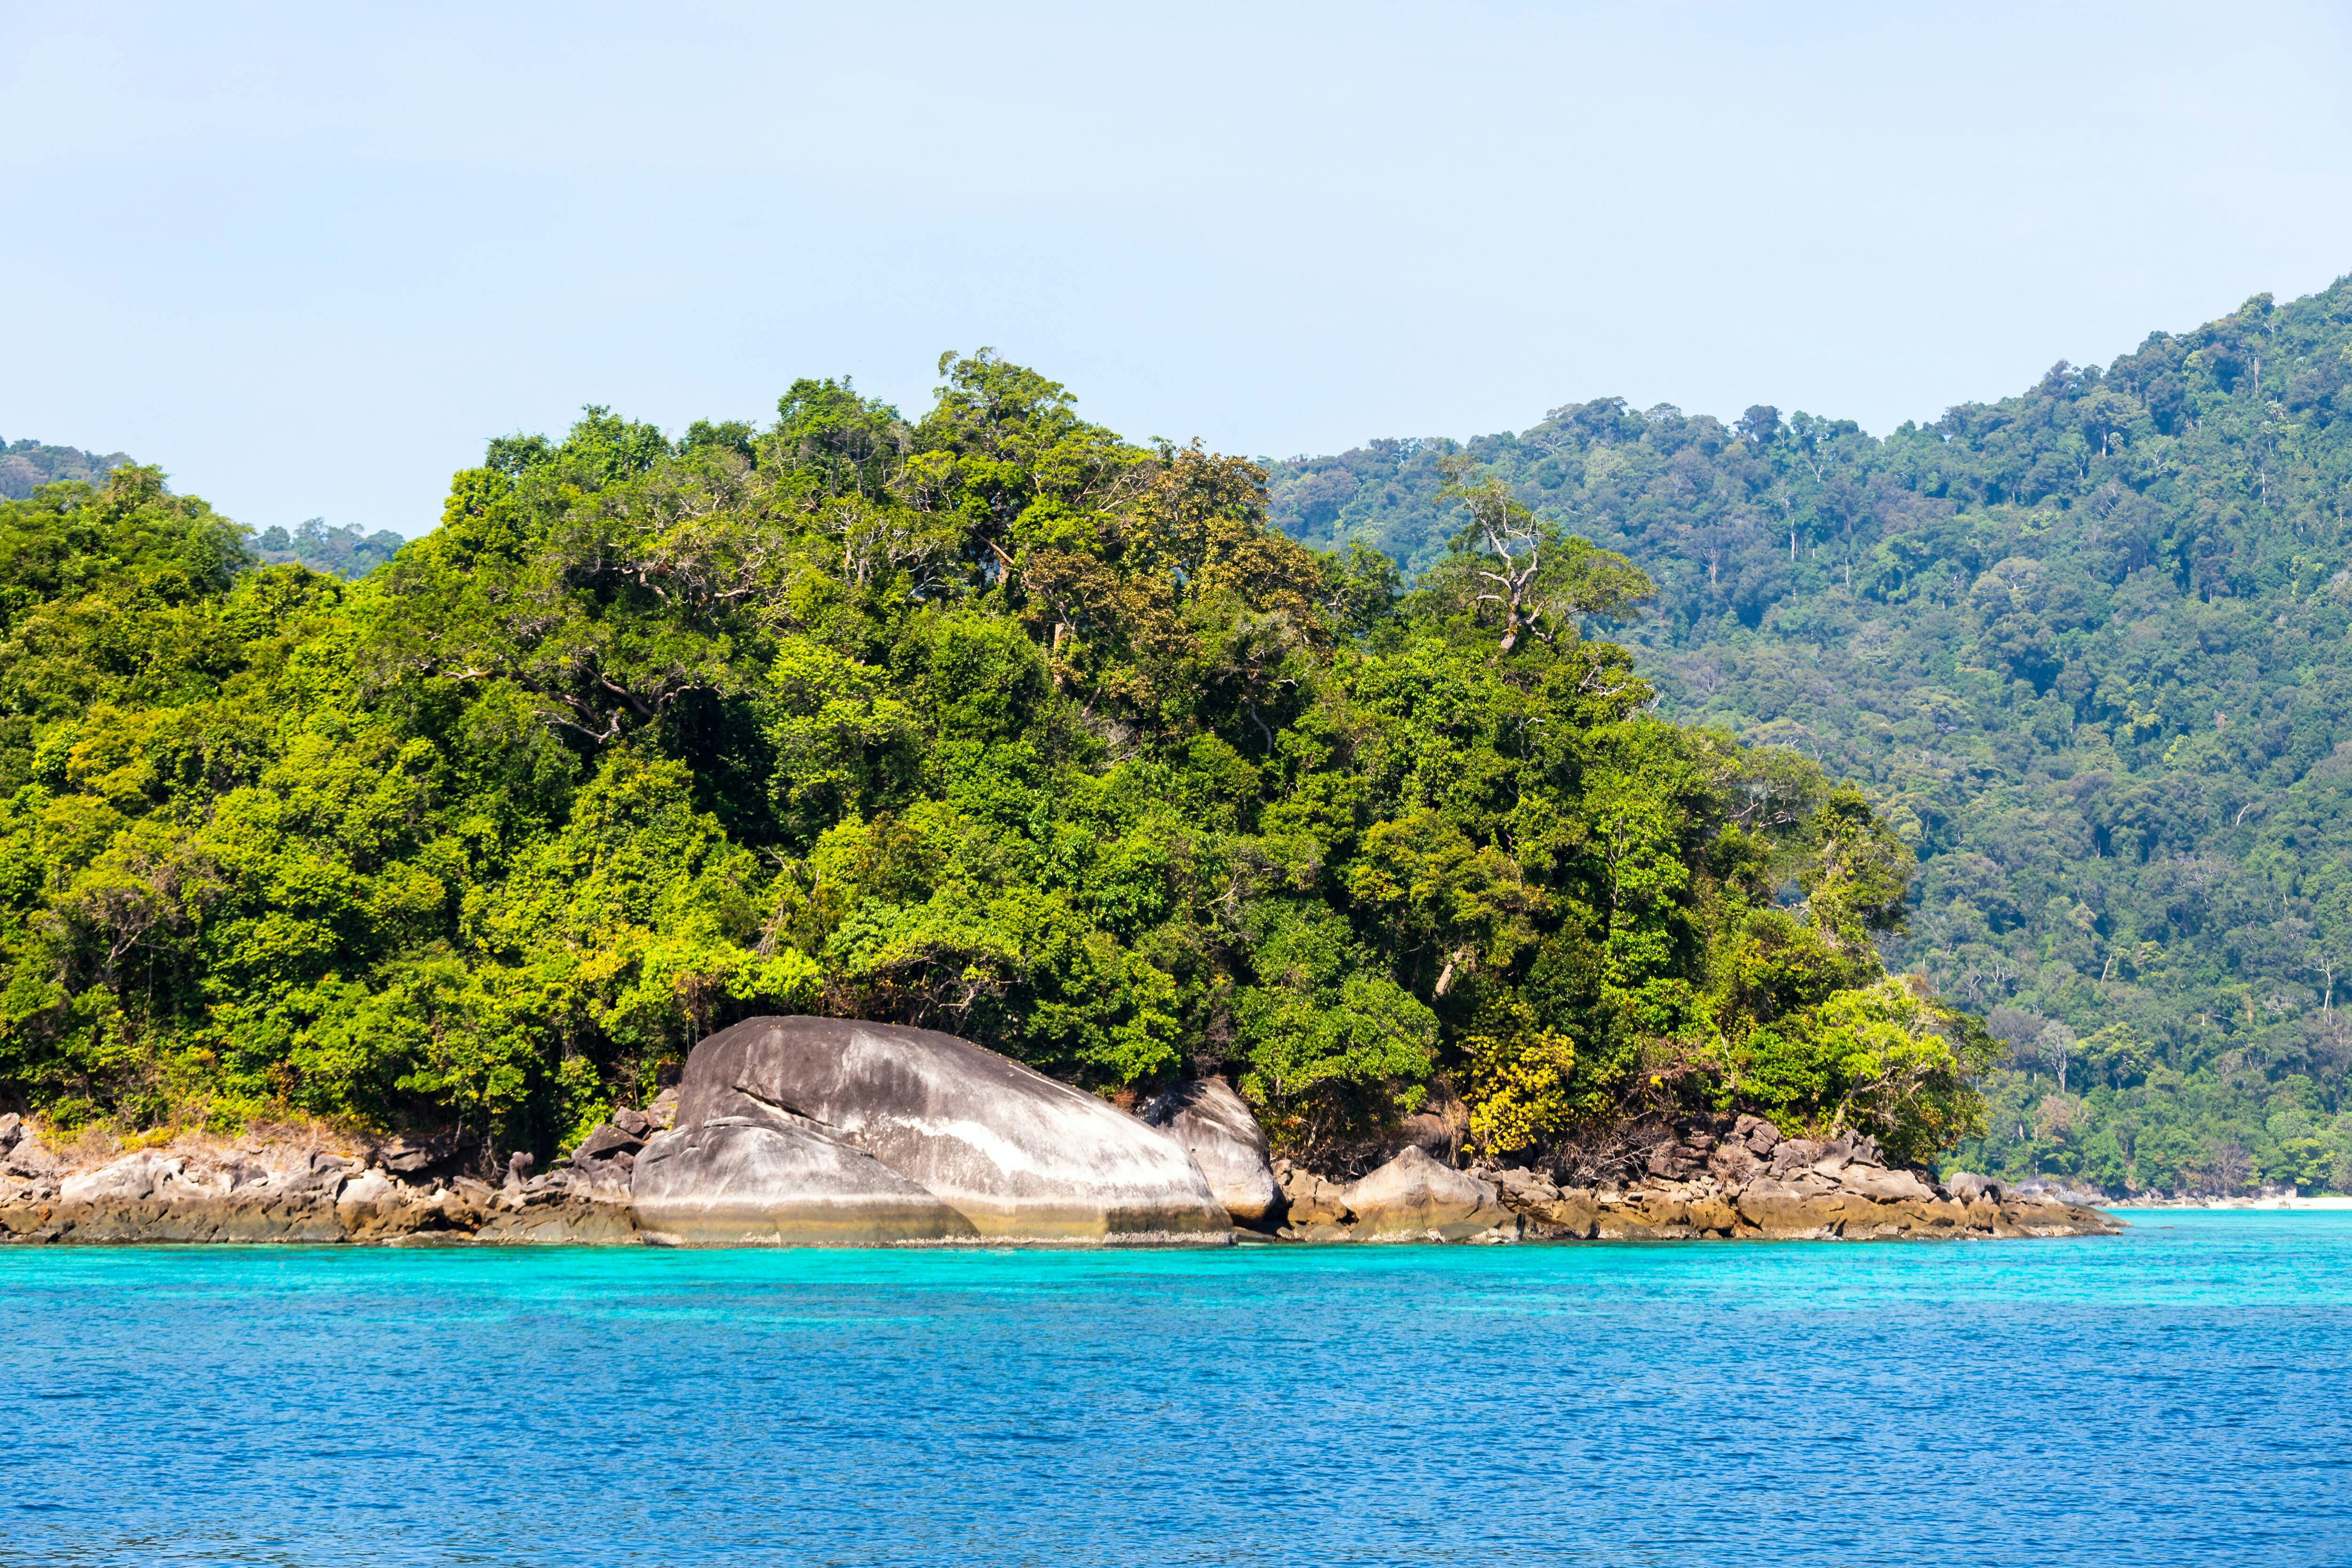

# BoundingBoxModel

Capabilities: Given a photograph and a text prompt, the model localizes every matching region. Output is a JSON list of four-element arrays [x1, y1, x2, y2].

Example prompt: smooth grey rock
[[1944, 1171, 2008, 1204], [1339, 1146, 1508, 1241], [1838, 1164, 1934, 1203], [574, 1123, 644, 1160], [1140, 1076, 1279, 1225], [3, 1140, 57, 1177], [1489, 1166, 1561, 1206], [660, 1016, 1229, 1243], [374, 1135, 453, 1176], [59, 1152, 179, 1204], [632, 1114, 974, 1245]]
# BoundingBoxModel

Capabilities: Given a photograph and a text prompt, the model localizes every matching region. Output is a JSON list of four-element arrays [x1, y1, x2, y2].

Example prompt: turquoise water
[[6, 1212, 2350, 1566]]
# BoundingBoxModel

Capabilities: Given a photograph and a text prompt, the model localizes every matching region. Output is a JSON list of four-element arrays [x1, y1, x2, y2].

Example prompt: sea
[[5, 1211, 2349, 1567]]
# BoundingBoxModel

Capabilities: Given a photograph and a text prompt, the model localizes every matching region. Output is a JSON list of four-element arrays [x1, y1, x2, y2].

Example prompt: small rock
[[612, 1107, 652, 1138], [1708, 1142, 1763, 1187], [1280, 1167, 1351, 1226], [374, 1135, 456, 1176], [1768, 1138, 1824, 1177], [1338, 1147, 1509, 1242], [1517, 1187, 1598, 1238], [1685, 1195, 1737, 1233], [573, 1122, 645, 1161], [1839, 1165, 1934, 1204], [1944, 1171, 2008, 1204], [1491, 1167, 1561, 1207]]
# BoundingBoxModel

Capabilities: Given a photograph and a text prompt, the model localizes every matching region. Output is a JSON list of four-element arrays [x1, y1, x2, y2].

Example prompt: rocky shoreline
[[0, 1111, 640, 1247], [1261, 1114, 2116, 1244], [0, 1019, 2120, 1248]]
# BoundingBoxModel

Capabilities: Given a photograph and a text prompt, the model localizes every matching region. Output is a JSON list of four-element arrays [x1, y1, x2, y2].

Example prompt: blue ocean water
[[5, 1212, 2350, 1567]]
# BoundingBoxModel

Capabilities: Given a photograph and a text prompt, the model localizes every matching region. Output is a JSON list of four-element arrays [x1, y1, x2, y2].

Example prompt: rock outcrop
[[0, 1087, 2119, 1249], [1, 1131, 638, 1246], [1470, 1119, 2120, 1242], [1141, 1076, 1280, 1226], [642, 1015, 1230, 1244]]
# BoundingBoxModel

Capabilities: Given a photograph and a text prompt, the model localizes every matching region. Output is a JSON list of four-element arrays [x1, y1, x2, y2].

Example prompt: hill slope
[[0, 438, 131, 499], [0, 372, 1971, 1184], [4, 443, 395, 579], [1268, 278, 2352, 1194]]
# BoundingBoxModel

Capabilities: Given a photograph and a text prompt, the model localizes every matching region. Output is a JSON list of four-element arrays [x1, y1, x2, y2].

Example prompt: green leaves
[[1719, 978, 1996, 1167], [1235, 902, 1438, 1149]]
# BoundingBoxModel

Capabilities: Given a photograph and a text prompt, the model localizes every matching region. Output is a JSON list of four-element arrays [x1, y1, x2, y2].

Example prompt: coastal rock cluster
[[0, 1024, 2118, 1247], [1467, 1115, 2118, 1241], [0, 1111, 635, 1246]]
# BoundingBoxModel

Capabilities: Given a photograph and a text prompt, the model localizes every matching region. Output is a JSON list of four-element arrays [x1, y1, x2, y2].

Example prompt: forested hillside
[[1, 438, 130, 500], [254, 518, 405, 578], [0, 360, 1982, 1181], [1269, 277, 2352, 1195], [1, 442, 393, 578]]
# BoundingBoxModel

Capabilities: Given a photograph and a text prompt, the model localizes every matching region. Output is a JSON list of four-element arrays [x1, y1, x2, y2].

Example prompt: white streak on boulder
[[631, 1113, 976, 1246]]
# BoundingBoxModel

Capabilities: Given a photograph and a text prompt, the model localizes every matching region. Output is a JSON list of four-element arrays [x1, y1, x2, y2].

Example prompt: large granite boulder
[[1140, 1076, 1279, 1226], [1338, 1146, 1509, 1241], [632, 1113, 976, 1246], [646, 1016, 1229, 1243]]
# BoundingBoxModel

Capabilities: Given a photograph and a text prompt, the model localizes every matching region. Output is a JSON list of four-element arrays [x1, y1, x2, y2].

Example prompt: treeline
[[0, 358, 1982, 1176], [1268, 277, 2352, 1194]]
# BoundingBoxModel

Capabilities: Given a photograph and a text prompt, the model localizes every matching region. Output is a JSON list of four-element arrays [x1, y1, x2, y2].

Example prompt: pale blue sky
[[7, 1, 2352, 538]]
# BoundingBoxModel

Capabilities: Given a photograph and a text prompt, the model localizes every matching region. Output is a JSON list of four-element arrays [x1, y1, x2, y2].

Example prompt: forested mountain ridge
[[0, 363, 1983, 1182], [253, 518, 405, 578], [0, 438, 131, 500], [1, 439, 394, 578], [1268, 277, 2352, 1195]]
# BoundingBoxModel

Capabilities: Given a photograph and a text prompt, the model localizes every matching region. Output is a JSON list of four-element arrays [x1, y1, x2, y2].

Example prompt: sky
[[6, 1, 2352, 538]]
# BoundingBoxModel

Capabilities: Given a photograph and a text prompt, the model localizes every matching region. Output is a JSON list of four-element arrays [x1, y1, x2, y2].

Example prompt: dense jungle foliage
[[0, 357, 1983, 1174], [1270, 276, 2352, 1194]]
